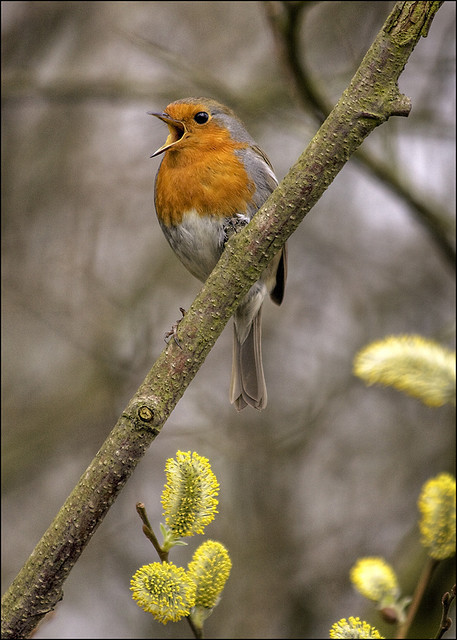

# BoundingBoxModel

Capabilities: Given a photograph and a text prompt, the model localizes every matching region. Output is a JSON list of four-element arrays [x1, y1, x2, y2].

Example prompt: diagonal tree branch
[[0, 2, 444, 638]]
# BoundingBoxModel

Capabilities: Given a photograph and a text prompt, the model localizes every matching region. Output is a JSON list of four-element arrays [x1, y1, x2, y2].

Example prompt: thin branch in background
[[263, 1, 326, 121], [118, 28, 238, 108], [263, 0, 455, 270]]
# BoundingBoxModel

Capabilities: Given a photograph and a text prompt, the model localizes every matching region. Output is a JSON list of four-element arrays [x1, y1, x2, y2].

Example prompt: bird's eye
[[194, 111, 209, 124]]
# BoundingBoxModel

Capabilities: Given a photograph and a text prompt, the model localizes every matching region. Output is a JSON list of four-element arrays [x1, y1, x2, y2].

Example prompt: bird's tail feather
[[230, 309, 267, 411]]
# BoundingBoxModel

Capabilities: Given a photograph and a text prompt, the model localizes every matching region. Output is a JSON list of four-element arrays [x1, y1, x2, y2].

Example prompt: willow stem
[[187, 615, 203, 639], [396, 557, 439, 638]]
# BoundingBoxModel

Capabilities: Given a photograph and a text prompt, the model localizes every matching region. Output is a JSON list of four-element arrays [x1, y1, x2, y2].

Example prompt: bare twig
[[135, 503, 169, 562], [435, 584, 456, 640]]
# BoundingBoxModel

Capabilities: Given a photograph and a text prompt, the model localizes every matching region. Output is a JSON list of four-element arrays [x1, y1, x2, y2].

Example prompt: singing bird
[[150, 97, 286, 410]]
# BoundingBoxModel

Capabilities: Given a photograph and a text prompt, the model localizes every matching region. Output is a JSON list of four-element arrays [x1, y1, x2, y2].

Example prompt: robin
[[149, 97, 286, 410]]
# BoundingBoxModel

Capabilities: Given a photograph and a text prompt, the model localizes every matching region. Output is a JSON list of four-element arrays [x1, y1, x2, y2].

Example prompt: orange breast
[[155, 125, 255, 227]]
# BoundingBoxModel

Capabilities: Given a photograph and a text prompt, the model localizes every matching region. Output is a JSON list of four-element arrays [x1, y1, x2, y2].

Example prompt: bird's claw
[[223, 214, 250, 243], [164, 307, 186, 349]]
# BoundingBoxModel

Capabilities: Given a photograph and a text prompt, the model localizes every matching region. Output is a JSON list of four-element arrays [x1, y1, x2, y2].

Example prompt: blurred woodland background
[[1, 1, 455, 638]]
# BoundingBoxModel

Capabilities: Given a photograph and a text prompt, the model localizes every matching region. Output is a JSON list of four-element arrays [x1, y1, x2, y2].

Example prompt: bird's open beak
[[148, 111, 187, 157]]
